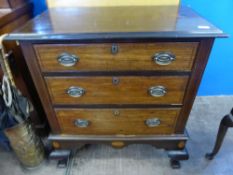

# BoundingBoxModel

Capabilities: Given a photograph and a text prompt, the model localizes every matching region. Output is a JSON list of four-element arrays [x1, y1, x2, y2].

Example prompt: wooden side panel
[[175, 39, 215, 133], [45, 76, 189, 105], [56, 108, 180, 135], [0, 14, 30, 33], [47, 0, 180, 7], [0, 2, 32, 32], [20, 42, 61, 133], [34, 42, 198, 72]]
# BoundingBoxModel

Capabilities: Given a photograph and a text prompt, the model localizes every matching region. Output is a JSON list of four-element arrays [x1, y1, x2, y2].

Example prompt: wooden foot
[[170, 159, 181, 169], [57, 158, 69, 168], [206, 111, 233, 160], [49, 150, 71, 168], [167, 148, 189, 169]]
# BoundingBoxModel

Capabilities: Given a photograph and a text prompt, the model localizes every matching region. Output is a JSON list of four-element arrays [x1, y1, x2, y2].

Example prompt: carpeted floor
[[0, 96, 233, 175]]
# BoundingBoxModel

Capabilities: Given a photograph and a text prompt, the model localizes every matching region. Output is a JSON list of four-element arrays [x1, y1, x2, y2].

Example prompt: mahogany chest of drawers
[[5, 5, 225, 168]]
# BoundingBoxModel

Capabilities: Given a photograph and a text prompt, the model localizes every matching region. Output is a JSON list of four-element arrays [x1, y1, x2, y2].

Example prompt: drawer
[[56, 108, 180, 135], [34, 42, 198, 72], [45, 76, 188, 105]]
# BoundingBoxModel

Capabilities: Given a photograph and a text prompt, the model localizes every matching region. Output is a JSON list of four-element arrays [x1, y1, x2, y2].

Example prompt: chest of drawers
[[5, 5, 225, 168]]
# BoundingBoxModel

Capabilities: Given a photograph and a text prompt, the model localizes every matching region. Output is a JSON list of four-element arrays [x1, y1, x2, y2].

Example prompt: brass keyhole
[[111, 44, 118, 55], [113, 110, 120, 116], [112, 77, 120, 85]]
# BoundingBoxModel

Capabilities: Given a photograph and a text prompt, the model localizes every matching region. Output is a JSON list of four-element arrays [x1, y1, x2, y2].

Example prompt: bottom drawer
[[55, 108, 180, 135]]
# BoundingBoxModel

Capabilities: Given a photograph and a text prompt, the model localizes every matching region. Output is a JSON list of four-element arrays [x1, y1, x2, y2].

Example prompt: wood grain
[[34, 42, 198, 72], [21, 42, 61, 133], [55, 108, 180, 135], [0, 14, 29, 33], [49, 133, 188, 150], [9, 4, 222, 157], [175, 39, 215, 133], [45, 76, 189, 105], [7, 6, 225, 40]]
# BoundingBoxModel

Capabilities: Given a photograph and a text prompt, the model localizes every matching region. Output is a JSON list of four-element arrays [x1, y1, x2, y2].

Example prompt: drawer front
[[34, 42, 198, 72], [45, 76, 188, 105], [56, 108, 180, 135]]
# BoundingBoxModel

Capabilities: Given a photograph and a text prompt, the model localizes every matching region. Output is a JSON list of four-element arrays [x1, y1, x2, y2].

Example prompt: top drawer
[[34, 42, 198, 72]]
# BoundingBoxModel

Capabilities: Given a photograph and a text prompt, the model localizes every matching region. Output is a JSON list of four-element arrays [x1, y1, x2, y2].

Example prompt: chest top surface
[[6, 5, 226, 40]]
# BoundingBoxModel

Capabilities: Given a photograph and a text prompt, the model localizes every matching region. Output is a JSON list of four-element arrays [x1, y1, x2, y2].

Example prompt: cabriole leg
[[206, 113, 233, 160]]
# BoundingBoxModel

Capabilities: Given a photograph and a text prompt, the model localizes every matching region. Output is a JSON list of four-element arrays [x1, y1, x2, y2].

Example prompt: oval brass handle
[[145, 118, 161, 127], [152, 52, 175, 65], [57, 53, 79, 67], [74, 119, 89, 128], [149, 86, 167, 97], [67, 86, 85, 97]]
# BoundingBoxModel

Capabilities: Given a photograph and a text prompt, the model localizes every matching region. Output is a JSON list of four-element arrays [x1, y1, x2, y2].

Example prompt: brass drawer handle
[[149, 86, 167, 97], [145, 118, 161, 127], [57, 53, 79, 67], [152, 52, 175, 65], [67, 86, 85, 97], [74, 119, 89, 128]]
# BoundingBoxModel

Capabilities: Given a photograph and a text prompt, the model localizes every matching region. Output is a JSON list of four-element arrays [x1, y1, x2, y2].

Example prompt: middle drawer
[[45, 76, 188, 105]]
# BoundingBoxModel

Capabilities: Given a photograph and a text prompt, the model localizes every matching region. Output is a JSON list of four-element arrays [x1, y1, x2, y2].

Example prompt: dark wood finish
[[49, 133, 188, 150], [34, 42, 198, 72], [175, 39, 214, 133], [46, 76, 188, 105], [20, 42, 61, 133], [6, 6, 226, 41], [0, 1, 31, 29], [168, 148, 189, 169], [56, 108, 180, 135], [206, 108, 233, 160], [0, 14, 29, 33], [6, 5, 225, 168]]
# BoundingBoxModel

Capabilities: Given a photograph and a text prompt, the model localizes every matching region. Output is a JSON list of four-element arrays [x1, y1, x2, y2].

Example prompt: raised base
[[48, 133, 189, 168], [49, 133, 188, 149]]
